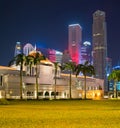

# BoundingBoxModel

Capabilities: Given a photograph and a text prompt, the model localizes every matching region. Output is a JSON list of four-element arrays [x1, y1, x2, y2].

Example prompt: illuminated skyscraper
[[47, 49, 63, 63], [62, 50, 71, 64], [68, 24, 82, 64], [14, 42, 22, 56], [81, 41, 92, 64], [47, 49, 56, 62], [92, 10, 107, 90], [106, 57, 112, 77], [55, 50, 63, 64]]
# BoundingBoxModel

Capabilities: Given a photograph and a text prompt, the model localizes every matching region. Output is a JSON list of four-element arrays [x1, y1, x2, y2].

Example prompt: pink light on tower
[[68, 24, 82, 64], [47, 49, 56, 62]]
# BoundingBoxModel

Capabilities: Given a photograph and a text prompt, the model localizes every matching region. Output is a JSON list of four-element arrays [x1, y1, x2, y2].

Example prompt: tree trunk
[[54, 75, 56, 99], [69, 71, 72, 99], [20, 65, 23, 99], [36, 65, 39, 100], [84, 75, 86, 99], [54, 64, 57, 99], [114, 82, 117, 98], [30, 64, 32, 76]]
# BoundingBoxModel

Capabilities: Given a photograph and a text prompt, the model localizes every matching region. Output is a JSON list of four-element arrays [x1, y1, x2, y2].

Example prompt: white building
[[0, 62, 104, 99]]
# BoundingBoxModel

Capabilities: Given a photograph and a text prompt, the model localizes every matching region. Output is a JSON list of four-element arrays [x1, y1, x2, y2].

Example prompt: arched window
[[51, 92, 55, 96], [45, 91, 49, 96]]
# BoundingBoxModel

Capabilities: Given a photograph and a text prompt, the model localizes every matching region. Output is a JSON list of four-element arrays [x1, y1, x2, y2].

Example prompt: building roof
[[0, 66, 17, 70], [41, 59, 53, 66]]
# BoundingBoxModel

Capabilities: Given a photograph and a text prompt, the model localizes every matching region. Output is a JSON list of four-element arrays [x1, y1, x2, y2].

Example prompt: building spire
[[34, 44, 36, 51]]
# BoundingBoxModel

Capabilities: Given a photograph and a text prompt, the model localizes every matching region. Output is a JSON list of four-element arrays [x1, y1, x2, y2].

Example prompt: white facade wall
[[0, 64, 104, 99]]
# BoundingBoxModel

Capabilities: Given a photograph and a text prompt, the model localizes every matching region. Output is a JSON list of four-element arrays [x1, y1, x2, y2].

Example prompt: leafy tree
[[9, 53, 26, 99], [108, 70, 120, 98], [75, 61, 95, 99], [63, 62, 76, 99]]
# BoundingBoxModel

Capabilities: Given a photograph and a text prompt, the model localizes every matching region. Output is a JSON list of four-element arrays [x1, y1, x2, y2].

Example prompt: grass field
[[0, 99, 120, 128]]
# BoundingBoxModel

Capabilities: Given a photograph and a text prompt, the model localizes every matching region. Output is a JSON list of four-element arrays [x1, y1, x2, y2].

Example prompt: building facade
[[68, 24, 82, 64], [92, 10, 107, 91], [0, 64, 104, 99]]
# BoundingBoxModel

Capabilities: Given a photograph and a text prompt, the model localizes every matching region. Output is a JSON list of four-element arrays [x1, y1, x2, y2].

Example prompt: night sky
[[0, 0, 120, 66]]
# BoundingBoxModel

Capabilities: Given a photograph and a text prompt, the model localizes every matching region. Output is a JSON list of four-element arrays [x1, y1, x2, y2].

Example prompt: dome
[[28, 50, 53, 66], [29, 50, 42, 57], [23, 43, 33, 48], [23, 43, 34, 56]]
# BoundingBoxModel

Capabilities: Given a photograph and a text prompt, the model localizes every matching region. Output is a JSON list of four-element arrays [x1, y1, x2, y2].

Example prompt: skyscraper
[[47, 49, 56, 62], [106, 57, 112, 77], [55, 50, 63, 64], [92, 10, 107, 90], [81, 41, 92, 64], [62, 50, 72, 64], [14, 42, 22, 56], [68, 24, 82, 64]]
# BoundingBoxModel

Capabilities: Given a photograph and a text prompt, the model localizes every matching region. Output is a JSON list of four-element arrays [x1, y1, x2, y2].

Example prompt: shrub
[[0, 98, 9, 105]]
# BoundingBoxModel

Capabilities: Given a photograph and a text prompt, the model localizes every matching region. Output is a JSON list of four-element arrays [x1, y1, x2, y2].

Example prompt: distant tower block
[[92, 10, 107, 79], [68, 24, 82, 64], [81, 41, 92, 64], [14, 42, 22, 56], [92, 10, 108, 91]]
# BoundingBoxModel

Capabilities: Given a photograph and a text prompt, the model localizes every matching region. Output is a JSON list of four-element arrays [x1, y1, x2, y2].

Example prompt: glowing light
[[93, 33, 101, 36], [97, 92, 100, 96], [69, 24, 82, 28], [16, 42, 20, 45], [56, 50, 63, 55], [94, 46, 105, 50], [83, 41, 91, 46], [113, 66, 120, 70]]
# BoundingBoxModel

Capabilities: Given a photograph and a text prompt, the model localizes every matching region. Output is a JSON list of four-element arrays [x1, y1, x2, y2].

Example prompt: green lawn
[[0, 99, 120, 128]]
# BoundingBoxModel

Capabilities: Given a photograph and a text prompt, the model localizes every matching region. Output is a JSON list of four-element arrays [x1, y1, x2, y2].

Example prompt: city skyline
[[0, 0, 120, 66]]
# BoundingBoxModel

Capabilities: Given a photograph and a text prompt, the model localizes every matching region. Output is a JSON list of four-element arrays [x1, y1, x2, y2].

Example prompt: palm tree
[[25, 55, 34, 76], [9, 53, 26, 99], [53, 62, 61, 99], [108, 70, 120, 98], [30, 52, 46, 99], [63, 62, 76, 99], [75, 61, 95, 99]]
